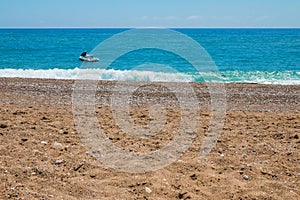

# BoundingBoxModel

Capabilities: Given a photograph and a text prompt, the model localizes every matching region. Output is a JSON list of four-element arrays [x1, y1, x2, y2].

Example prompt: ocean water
[[0, 28, 299, 85]]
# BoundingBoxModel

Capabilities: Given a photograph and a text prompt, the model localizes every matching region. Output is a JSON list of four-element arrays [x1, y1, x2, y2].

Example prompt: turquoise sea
[[0, 28, 299, 84]]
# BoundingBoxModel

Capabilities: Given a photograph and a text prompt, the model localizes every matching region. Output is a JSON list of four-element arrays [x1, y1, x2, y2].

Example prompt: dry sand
[[0, 78, 299, 199]]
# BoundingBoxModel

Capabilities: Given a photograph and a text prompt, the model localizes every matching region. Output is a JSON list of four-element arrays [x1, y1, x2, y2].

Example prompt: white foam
[[0, 68, 193, 82], [0, 68, 299, 85], [219, 70, 300, 85]]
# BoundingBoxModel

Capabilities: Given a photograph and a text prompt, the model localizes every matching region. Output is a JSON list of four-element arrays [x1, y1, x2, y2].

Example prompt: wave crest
[[0, 68, 193, 82], [0, 68, 299, 85]]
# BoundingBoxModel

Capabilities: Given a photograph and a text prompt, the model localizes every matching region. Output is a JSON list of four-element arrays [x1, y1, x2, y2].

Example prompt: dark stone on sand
[[0, 124, 8, 128], [190, 174, 197, 180], [178, 192, 188, 199]]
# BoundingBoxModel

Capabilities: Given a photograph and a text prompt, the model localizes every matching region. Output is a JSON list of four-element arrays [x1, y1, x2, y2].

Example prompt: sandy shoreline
[[0, 78, 299, 199], [1, 77, 299, 112]]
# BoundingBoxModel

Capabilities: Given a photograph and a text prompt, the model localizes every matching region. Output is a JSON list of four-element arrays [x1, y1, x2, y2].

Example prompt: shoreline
[[0, 69, 299, 86], [0, 77, 299, 113]]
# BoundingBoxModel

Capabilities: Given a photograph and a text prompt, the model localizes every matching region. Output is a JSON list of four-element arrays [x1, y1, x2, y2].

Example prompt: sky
[[0, 0, 299, 28]]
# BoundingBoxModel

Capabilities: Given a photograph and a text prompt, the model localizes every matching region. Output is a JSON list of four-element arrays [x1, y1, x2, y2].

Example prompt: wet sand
[[0, 78, 299, 199]]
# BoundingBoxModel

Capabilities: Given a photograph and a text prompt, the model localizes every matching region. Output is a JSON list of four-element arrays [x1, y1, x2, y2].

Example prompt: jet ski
[[79, 55, 99, 62], [79, 51, 99, 62]]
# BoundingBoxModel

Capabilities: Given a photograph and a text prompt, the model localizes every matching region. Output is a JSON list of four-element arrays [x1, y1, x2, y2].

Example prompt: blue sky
[[0, 0, 299, 28]]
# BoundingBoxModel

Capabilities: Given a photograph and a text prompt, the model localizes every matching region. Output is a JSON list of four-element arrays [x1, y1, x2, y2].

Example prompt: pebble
[[145, 187, 152, 194], [242, 153, 248, 158], [0, 124, 8, 128], [59, 129, 68, 134], [220, 154, 225, 157], [55, 160, 63, 165], [41, 141, 48, 144], [163, 178, 169, 185], [243, 175, 249, 180], [53, 141, 62, 147]]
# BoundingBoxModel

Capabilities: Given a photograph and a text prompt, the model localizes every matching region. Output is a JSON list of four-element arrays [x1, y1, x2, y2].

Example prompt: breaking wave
[[0, 68, 299, 85]]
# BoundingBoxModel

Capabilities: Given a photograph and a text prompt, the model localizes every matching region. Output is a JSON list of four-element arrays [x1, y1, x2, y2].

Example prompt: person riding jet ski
[[79, 51, 99, 62]]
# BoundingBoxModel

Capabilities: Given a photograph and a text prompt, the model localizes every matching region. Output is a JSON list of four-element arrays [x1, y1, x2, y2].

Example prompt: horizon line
[[0, 26, 299, 29]]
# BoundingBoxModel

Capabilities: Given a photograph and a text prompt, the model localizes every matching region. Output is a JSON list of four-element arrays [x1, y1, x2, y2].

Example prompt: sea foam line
[[0, 68, 193, 82], [0, 68, 299, 85]]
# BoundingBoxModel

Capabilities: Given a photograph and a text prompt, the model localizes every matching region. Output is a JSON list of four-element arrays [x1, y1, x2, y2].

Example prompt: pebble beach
[[0, 78, 299, 199]]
